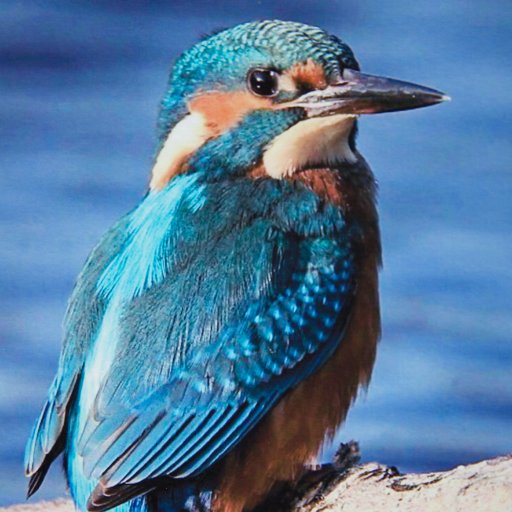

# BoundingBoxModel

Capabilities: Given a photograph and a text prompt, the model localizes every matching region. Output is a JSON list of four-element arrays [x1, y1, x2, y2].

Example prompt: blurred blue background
[[1, 0, 511, 505]]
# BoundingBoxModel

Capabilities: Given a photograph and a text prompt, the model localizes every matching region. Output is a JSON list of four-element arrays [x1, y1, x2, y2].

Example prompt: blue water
[[1, 0, 511, 506]]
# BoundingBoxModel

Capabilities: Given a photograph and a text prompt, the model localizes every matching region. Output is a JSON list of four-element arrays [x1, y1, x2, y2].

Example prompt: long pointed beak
[[288, 69, 450, 116]]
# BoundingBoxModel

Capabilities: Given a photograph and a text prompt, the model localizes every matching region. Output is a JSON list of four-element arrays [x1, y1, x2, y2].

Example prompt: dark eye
[[247, 68, 279, 97]]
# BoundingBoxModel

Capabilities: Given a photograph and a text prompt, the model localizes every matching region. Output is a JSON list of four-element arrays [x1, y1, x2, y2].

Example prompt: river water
[[1, 0, 511, 505]]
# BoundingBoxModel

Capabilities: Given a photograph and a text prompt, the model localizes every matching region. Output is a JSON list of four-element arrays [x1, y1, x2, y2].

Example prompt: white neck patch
[[263, 114, 357, 179], [150, 112, 211, 191]]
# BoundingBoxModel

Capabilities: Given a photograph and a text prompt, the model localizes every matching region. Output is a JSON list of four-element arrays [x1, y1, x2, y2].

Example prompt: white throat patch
[[263, 114, 357, 179], [150, 112, 211, 190]]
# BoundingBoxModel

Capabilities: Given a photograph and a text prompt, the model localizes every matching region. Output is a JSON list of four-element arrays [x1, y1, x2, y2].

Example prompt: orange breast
[[214, 162, 382, 512]]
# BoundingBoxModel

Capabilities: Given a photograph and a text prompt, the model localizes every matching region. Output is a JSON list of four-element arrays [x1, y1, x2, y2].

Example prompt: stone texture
[[3, 454, 511, 512]]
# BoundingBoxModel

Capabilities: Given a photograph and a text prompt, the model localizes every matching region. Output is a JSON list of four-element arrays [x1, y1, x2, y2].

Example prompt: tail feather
[[27, 470, 46, 499], [87, 481, 156, 512], [25, 372, 80, 498], [26, 403, 67, 498], [27, 439, 63, 498]]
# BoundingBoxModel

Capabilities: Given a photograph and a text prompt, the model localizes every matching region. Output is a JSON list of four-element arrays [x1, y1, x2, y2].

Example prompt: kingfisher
[[25, 20, 447, 512]]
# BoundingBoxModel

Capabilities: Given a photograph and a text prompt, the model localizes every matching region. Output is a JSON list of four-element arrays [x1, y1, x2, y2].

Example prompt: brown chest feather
[[215, 163, 382, 512]]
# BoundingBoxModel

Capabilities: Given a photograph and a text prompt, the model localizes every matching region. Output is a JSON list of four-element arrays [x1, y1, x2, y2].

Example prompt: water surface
[[1, 0, 511, 505]]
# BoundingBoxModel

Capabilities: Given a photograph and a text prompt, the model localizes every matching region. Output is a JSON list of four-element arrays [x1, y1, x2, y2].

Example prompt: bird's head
[[151, 20, 447, 189]]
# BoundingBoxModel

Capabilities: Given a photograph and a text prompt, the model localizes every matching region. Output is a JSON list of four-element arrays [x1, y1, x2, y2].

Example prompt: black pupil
[[249, 69, 278, 96]]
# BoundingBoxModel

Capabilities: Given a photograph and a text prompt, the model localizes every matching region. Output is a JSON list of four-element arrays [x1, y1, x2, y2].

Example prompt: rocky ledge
[[3, 444, 511, 512]]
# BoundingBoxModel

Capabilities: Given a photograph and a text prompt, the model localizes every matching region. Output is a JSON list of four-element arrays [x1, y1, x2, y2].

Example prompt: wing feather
[[24, 214, 133, 493], [79, 230, 354, 511], [27, 176, 357, 512]]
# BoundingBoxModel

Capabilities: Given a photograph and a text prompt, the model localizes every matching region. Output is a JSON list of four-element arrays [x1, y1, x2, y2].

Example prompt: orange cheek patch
[[150, 91, 272, 190], [188, 91, 272, 135], [286, 59, 327, 90]]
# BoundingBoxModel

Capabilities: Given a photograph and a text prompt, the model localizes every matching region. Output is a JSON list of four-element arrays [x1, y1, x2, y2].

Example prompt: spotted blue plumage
[[157, 20, 358, 148]]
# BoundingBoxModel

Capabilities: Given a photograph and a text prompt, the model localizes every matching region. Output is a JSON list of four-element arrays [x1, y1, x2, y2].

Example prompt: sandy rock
[[0, 500, 73, 512], [305, 454, 512, 512], [3, 454, 511, 512]]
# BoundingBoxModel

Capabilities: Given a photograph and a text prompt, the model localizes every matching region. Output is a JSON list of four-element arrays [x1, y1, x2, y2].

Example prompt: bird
[[24, 20, 447, 512]]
